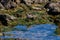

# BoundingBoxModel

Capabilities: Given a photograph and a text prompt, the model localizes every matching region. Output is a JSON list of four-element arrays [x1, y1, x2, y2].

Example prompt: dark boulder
[[0, 14, 8, 26], [44, 2, 60, 16], [47, 8, 60, 16], [20, 0, 26, 4], [0, 14, 16, 26]]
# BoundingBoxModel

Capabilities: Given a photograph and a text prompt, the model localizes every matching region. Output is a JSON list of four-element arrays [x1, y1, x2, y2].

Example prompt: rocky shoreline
[[0, 0, 60, 35]]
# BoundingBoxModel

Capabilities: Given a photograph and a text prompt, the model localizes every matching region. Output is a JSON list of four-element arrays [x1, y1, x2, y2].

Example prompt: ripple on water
[[2, 24, 60, 40]]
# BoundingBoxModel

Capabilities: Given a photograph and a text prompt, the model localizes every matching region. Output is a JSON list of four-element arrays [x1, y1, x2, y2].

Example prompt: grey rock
[[15, 0, 20, 4], [5, 14, 17, 21], [24, 0, 48, 5], [5, 2, 11, 9], [44, 2, 60, 25], [0, 3, 5, 10], [5, 2, 17, 9], [10, 2, 17, 9], [44, 2, 60, 12]]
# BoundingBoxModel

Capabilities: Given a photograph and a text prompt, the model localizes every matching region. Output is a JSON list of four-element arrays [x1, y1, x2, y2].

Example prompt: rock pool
[[1, 24, 60, 40]]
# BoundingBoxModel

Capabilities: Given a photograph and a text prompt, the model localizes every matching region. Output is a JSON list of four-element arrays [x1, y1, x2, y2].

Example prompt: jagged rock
[[24, 0, 48, 5], [26, 13, 37, 20], [10, 0, 20, 4], [0, 14, 8, 26], [10, 2, 17, 9], [32, 4, 43, 10], [34, 0, 48, 4], [6, 2, 17, 9], [0, 14, 17, 26], [0, 0, 59, 10], [5, 14, 17, 21], [27, 14, 34, 18], [24, 0, 32, 5], [0, 3, 5, 10], [44, 2, 60, 16], [5, 2, 17, 9], [0, 0, 18, 9], [5, 2, 11, 9], [51, 0, 60, 2], [44, 2, 60, 27]]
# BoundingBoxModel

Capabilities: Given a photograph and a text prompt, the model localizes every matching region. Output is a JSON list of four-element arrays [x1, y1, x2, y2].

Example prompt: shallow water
[[1, 24, 60, 40]]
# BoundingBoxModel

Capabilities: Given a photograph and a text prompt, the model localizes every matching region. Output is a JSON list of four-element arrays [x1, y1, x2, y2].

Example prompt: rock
[[4, 1, 17, 9], [0, 14, 17, 26], [26, 13, 37, 21], [15, 0, 20, 4], [10, 2, 17, 9], [0, 0, 50, 9], [5, 14, 17, 20], [34, 0, 48, 4], [24, 0, 32, 5], [5, 2, 11, 9], [24, 0, 48, 5], [44, 2, 60, 16], [0, 3, 5, 10], [27, 14, 33, 18], [0, 14, 8, 26], [32, 5, 43, 10], [51, 0, 60, 2]]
